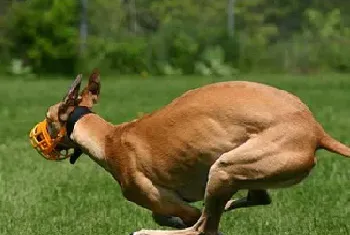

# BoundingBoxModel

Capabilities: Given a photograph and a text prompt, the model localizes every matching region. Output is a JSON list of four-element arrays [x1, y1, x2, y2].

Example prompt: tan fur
[[45, 71, 350, 235], [71, 114, 112, 170]]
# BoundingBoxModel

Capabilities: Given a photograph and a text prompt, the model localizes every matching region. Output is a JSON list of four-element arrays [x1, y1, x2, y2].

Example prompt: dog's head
[[29, 69, 100, 164]]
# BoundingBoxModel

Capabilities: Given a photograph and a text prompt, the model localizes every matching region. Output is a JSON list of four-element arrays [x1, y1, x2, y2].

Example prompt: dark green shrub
[[4, 0, 79, 75], [83, 36, 149, 75]]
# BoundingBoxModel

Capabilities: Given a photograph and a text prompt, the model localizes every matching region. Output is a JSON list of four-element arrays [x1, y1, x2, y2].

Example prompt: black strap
[[66, 106, 93, 137], [65, 106, 93, 165], [69, 148, 83, 165]]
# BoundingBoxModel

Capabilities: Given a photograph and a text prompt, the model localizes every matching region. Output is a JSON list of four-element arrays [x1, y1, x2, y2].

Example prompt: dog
[[29, 69, 350, 235]]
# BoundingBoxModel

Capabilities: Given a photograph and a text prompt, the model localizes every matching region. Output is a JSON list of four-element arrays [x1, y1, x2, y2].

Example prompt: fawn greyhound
[[29, 69, 350, 235]]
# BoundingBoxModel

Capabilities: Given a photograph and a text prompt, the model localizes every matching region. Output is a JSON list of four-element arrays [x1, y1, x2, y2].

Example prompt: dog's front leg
[[131, 228, 201, 235], [126, 177, 201, 230], [140, 184, 200, 227], [152, 212, 187, 228]]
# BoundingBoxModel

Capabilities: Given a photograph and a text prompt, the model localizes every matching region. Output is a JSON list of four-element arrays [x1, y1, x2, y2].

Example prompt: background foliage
[[0, 0, 350, 75]]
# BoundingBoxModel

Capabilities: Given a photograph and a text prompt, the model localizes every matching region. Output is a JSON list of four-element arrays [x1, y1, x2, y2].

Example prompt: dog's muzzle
[[29, 119, 70, 160]]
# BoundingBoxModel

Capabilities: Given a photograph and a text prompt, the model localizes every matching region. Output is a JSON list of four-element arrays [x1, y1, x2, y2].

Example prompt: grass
[[0, 73, 350, 235]]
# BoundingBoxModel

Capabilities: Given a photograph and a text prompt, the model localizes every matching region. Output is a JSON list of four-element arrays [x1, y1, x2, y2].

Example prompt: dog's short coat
[[44, 70, 350, 235]]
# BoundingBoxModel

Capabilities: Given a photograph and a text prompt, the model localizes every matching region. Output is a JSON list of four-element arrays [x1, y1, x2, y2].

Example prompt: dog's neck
[[69, 113, 115, 170]]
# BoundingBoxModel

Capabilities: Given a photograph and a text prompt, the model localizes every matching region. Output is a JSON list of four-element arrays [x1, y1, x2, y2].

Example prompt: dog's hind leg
[[224, 189, 271, 212], [190, 130, 315, 234]]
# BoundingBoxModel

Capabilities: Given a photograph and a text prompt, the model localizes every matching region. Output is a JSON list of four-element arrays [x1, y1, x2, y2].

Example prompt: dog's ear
[[77, 68, 101, 107], [58, 74, 82, 122], [88, 68, 100, 104]]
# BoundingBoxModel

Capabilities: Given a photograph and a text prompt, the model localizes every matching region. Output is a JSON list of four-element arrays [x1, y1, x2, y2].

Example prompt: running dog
[[29, 69, 350, 235]]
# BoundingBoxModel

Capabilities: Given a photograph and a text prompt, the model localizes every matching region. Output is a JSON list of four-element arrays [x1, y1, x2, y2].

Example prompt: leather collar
[[66, 106, 93, 165], [66, 106, 93, 137]]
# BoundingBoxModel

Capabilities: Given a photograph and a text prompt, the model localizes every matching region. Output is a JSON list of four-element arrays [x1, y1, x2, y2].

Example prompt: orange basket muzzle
[[29, 120, 70, 160]]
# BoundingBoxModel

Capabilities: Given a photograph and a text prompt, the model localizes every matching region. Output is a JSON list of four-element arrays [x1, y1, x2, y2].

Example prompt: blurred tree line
[[0, 0, 350, 76]]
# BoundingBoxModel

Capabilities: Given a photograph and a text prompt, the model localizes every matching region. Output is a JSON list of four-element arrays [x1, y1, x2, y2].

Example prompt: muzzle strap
[[66, 106, 94, 138], [69, 148, 83, 165]]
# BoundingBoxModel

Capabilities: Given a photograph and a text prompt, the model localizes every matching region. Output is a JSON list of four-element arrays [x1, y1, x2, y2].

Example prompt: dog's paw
[[131, 229, 203, 235], [152, 213, 186, 228]]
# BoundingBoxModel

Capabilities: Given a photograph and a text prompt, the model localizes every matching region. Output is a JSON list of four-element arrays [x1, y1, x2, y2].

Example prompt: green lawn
[[0, 73, 350, 235]]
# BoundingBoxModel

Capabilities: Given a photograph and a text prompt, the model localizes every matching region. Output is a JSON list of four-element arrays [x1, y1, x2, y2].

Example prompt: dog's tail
[[318, 133, 350, 158]]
